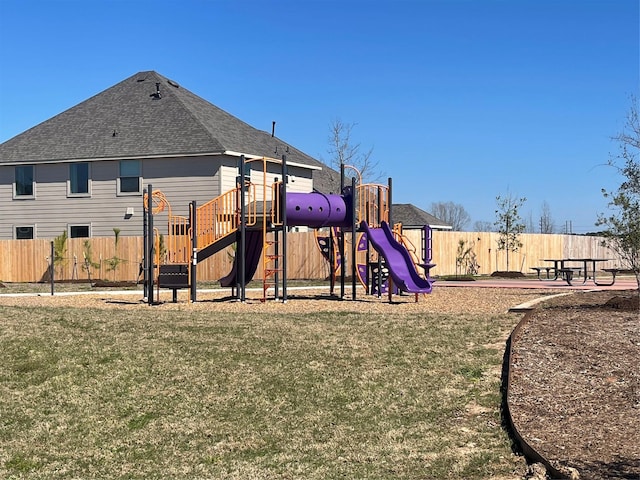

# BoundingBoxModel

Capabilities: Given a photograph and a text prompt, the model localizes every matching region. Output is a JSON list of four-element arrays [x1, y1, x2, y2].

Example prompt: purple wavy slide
[[359, 221, 433, 294]]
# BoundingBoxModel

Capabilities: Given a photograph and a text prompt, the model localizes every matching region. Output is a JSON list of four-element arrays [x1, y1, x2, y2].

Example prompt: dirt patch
[[605, 294, 640, 310], [492, 271, 526, 278], [91, 280, 139, 288], [508, 290, 640, 479]]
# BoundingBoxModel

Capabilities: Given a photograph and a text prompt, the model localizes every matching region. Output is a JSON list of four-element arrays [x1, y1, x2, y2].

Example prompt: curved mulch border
[[504, 291, 640, 479], [503, 309, 565, 478]]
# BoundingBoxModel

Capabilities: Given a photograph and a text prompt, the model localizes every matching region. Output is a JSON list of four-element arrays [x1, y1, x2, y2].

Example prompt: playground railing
[[356, 183, 389, 227], [270, 181, 282, 226], [194, 184, 257, 251], [166, 215, 190, 264], [393, 223, 422, 275]]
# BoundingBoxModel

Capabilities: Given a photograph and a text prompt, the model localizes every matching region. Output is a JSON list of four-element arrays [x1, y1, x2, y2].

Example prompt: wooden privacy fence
[[0, 234, 330, 283], [0, 231, 624, 283], [423, 231, 622, 276]]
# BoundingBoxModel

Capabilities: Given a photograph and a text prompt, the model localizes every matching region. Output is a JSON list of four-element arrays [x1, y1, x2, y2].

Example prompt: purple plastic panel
[[286, 192, 350, 228]]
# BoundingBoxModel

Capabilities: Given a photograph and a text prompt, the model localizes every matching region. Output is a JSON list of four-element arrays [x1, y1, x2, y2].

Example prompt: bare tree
[[539, 201, 555, 233], [429, 201, 470, 230], [524, 211, 536, 233], [473, 220, 493, 232], [327, 119, 382, 183]]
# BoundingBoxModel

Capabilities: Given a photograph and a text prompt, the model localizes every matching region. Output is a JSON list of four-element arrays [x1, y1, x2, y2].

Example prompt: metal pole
[[239, 156, 246, 302], [365, 193, 371, 295], [142, 188, 148, 300], [281, 154, 288, 303], [339, 163, 345, 298], [377, 186, 383, 298], [190, 201, 197, 303], [329, 227, 335, 295], [147, 183, 154, 306], [50, 240, 54, 296], [387, 177, 394, 302], [351, 176, 357, 300], [274, 177, 280, 301]]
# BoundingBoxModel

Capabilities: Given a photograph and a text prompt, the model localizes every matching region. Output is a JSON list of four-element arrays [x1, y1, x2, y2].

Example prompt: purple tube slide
[[286, 192, 351, 228]]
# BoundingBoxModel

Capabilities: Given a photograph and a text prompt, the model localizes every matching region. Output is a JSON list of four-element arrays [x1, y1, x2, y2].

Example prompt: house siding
[[249, 163, 313, 201], [1, 161, 145, 239], [0, 154, 318, 240]]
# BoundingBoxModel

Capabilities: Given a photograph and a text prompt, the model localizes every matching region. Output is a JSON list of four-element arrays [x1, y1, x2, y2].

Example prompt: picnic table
[[539, 258, 616, 286]]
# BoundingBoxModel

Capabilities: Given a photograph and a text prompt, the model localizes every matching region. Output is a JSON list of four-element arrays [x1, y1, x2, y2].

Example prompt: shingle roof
[[392, 203, 452, 229], [0, 71, 340, 193]]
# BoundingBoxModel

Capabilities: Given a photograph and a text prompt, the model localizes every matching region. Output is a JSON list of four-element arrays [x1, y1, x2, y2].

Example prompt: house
[[0, 71, 340, 240], [392, 203, 452, 230]]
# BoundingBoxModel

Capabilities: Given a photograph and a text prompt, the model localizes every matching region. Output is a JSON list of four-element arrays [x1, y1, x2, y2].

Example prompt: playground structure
[[141, 155, 436, 304]]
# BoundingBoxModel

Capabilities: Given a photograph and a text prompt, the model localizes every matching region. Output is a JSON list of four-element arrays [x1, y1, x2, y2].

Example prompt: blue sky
[[1, 0, 638, 233]]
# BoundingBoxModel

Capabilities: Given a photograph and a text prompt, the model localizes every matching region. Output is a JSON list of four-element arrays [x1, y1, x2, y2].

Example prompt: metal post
[[339, 162, 345, 298], [365, 199, 371, 296], [239, 156, 246, 302], [351, 176, 357, 300], [387, 177, 393, 302], [190, 201, 197, 303], [377, 186, 383, 298], [50, 240, 54, 296], [142, 188, 148, 299], [281, 155, 288, 303], [329, 227, 335, 295], [274, 177, 280, 300], [147, 183, 154, 306]]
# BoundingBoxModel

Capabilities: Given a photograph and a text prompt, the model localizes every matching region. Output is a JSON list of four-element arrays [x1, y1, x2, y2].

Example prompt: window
[[14, 165, 34, 198], [69, 225, 90, 238], [118, 159, 141, 195], [15, 226, 34, 239], [69, 162, 90, 196]]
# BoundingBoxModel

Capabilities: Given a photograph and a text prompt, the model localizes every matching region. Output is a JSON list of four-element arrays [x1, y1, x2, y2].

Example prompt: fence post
[[50, 240, 54, 296]]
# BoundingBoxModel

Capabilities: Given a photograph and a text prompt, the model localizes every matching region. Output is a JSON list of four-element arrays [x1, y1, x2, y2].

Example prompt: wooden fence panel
[[423, 231, 621, 275], [0, 232, 626, 283]]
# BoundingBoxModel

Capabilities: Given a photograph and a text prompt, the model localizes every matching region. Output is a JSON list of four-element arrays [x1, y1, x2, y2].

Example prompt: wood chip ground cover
[[508, 290, 640, 479]]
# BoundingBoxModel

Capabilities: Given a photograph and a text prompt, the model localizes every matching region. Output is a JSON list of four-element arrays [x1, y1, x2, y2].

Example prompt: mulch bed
[[508, 290, 640, 479], [492, 271, 526, 278]]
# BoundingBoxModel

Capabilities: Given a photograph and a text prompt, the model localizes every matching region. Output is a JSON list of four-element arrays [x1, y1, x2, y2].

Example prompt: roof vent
[[150, 82, 162, 100]]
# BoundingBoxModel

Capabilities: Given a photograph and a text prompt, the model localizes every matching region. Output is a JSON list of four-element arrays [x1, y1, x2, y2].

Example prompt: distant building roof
[[392, 203, 452, 230], [0, 71, 340, 193]]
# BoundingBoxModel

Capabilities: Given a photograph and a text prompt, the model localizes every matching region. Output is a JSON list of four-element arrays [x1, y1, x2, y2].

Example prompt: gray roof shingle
[[0, 71, 340, 193], [392, 203, 452, 229]]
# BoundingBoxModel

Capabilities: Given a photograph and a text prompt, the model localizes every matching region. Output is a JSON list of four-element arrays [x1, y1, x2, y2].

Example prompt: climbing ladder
[[261, 179, 283, 301]]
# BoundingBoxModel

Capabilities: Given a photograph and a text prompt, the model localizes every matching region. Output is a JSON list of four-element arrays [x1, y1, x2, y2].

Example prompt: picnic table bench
[[594, 268, 620, 286], [543, 258, 615, 286], [557, 267, 583, 285], [530, 266, 554, 280]]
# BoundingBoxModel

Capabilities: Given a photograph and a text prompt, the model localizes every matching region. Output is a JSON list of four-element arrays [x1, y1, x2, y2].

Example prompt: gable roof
[[392, 203, 452, 230], [0, 71, 340, 193]]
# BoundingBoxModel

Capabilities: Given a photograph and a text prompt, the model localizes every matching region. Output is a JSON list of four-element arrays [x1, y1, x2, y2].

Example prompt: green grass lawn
[[0, 304, 526, 479]]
